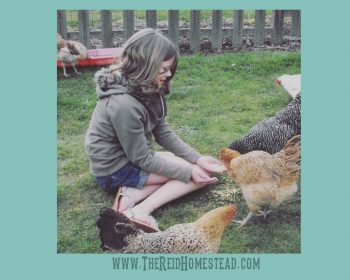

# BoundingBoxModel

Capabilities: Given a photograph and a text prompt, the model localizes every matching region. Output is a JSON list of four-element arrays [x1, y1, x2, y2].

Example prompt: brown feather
[[97, 205, 237, 253], [220, 135, 301, 213]]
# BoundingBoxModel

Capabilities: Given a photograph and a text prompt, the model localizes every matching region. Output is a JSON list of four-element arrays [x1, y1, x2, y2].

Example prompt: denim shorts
[[95, 162, 149, 195]]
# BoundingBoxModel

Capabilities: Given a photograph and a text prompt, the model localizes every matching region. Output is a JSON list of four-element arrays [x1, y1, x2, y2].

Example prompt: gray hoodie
[[84, 68, 201, 183]]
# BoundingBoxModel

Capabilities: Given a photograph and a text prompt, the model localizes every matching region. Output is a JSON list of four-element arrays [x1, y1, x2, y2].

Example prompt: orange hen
[[220, 135, 301, 227]]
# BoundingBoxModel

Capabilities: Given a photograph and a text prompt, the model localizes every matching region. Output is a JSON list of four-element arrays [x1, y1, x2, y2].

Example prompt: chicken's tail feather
[[96, 207, 140, 252], [228, 137, 248, 154], [275, 135, 301, 181]]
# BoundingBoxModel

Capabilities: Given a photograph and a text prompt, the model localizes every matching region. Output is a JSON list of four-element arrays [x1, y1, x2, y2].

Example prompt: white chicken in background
[[276, 74, 301, 98], [57, 33, 89, 77]]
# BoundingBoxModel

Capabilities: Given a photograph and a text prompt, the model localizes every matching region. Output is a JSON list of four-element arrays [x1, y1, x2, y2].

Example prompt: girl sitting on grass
[[85, 28, 225, 232]]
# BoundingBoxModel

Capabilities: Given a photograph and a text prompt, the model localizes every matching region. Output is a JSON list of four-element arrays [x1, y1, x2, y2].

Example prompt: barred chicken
[[229, 94, 300, 155], [276, 74, 301, 98], [97, 204, 237, 253], [220, 135, 300, 227], [57, 33, 88, 77]]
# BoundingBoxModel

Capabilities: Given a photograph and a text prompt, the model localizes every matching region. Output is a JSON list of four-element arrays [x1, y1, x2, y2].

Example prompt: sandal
[[114, 187, 135, 212], [123, 209, 160, 233]]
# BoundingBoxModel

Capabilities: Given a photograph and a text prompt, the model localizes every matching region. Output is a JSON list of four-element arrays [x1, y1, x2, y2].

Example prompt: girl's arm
[[153, 119, 226, 174], [107, 99, 193, 183], [152, 118, 201, 164]]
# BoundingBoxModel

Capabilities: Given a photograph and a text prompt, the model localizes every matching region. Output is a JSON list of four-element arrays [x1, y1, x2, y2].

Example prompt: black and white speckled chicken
[[57, 33, 88, 77], [229, 94, 300, 155], [96, 205, 237, 253]]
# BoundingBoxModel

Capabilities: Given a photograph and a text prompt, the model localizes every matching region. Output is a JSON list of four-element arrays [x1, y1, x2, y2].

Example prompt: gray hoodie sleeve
[[152, 119, 202, 164], [106, 97, 193, 183]]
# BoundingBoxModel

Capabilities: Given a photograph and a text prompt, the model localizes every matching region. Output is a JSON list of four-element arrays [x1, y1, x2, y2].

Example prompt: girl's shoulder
[[107, 94, 147, 115], [109, 93, 143, 106]]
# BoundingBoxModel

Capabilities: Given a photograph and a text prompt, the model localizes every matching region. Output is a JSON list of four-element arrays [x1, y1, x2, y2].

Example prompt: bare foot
[[115, 185, 162, 212], [123, 209, 160, 232], [115, 187, 136, 212]]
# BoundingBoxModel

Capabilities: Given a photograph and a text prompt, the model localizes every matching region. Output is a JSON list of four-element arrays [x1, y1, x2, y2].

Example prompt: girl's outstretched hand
[[196, 156, 227, 174], [191, 165, 218, 185]]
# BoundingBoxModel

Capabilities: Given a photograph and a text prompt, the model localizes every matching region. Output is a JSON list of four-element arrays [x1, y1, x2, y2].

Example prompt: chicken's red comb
[[228, 204, 238, 220], [276, 79, 281, 85]]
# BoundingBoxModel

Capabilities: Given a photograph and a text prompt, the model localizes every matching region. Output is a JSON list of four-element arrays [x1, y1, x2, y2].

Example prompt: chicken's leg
[[72, 63, 81, 75], [233, 211, 254, 228], [62, 63, 69, 77]]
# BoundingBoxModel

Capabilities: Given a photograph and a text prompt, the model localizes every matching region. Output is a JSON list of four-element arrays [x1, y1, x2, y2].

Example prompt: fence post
[[254, 10, 266, 46], [291, 10, 301, 37], [190, 10, 201, 52], [57, 10, 67, 39], [168, 10, 179, 48], [232, 10, 244, 49], [123, 10, 135, 41], [78, 10, 90, 48], [146, 10, 157, 29], [101, 10, 113, 48], [272, 10, 284, 45], [212, 10, 223, 51]]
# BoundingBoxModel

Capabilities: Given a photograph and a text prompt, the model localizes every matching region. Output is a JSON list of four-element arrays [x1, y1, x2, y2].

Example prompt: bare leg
[[114, 184, 162, 212], [114, 169, 170, 212], [132, 179, 205, 214], [119, 152, 211, 226], [131, 152, 208, 214]]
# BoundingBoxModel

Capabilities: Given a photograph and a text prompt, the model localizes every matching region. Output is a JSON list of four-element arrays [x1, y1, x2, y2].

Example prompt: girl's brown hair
[[111, 28, 178, 94]]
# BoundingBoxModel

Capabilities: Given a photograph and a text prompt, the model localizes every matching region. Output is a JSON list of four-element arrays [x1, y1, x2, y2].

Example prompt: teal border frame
[[1, 0, 349, 279]]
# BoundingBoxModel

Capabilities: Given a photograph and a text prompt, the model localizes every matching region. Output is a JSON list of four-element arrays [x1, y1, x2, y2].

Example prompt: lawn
[[65, 10, 274, 29], [57, 50, 301, 254]]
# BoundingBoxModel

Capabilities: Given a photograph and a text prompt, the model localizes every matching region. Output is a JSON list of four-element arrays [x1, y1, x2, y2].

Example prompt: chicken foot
[[256, 208, 273, 219], [72, 64, 81, 75], [233, 208, 273, 228], [232, 211, 254, 228], [62, 63, 80, 77]]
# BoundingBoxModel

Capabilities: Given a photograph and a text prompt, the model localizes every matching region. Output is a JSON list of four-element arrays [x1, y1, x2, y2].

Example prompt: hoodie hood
[[94, 68, 132, 99], [94, 67, 167, 120]]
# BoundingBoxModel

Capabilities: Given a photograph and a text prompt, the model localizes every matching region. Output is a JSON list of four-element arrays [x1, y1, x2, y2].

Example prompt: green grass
[[65, 10, 274, 29], [57, 50, 301, 253]]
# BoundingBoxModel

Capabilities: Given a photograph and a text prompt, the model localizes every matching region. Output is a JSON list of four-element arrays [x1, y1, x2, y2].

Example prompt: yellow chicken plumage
[[220, 135, 301, 226]]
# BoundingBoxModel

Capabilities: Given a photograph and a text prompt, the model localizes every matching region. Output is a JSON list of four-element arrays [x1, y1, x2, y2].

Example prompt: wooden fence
[[57, 10, 301, 51]]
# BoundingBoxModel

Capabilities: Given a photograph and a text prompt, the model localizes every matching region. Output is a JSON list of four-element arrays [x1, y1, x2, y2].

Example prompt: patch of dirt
[[178, 35, 300, 56], [87, 34, 300, 54]]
